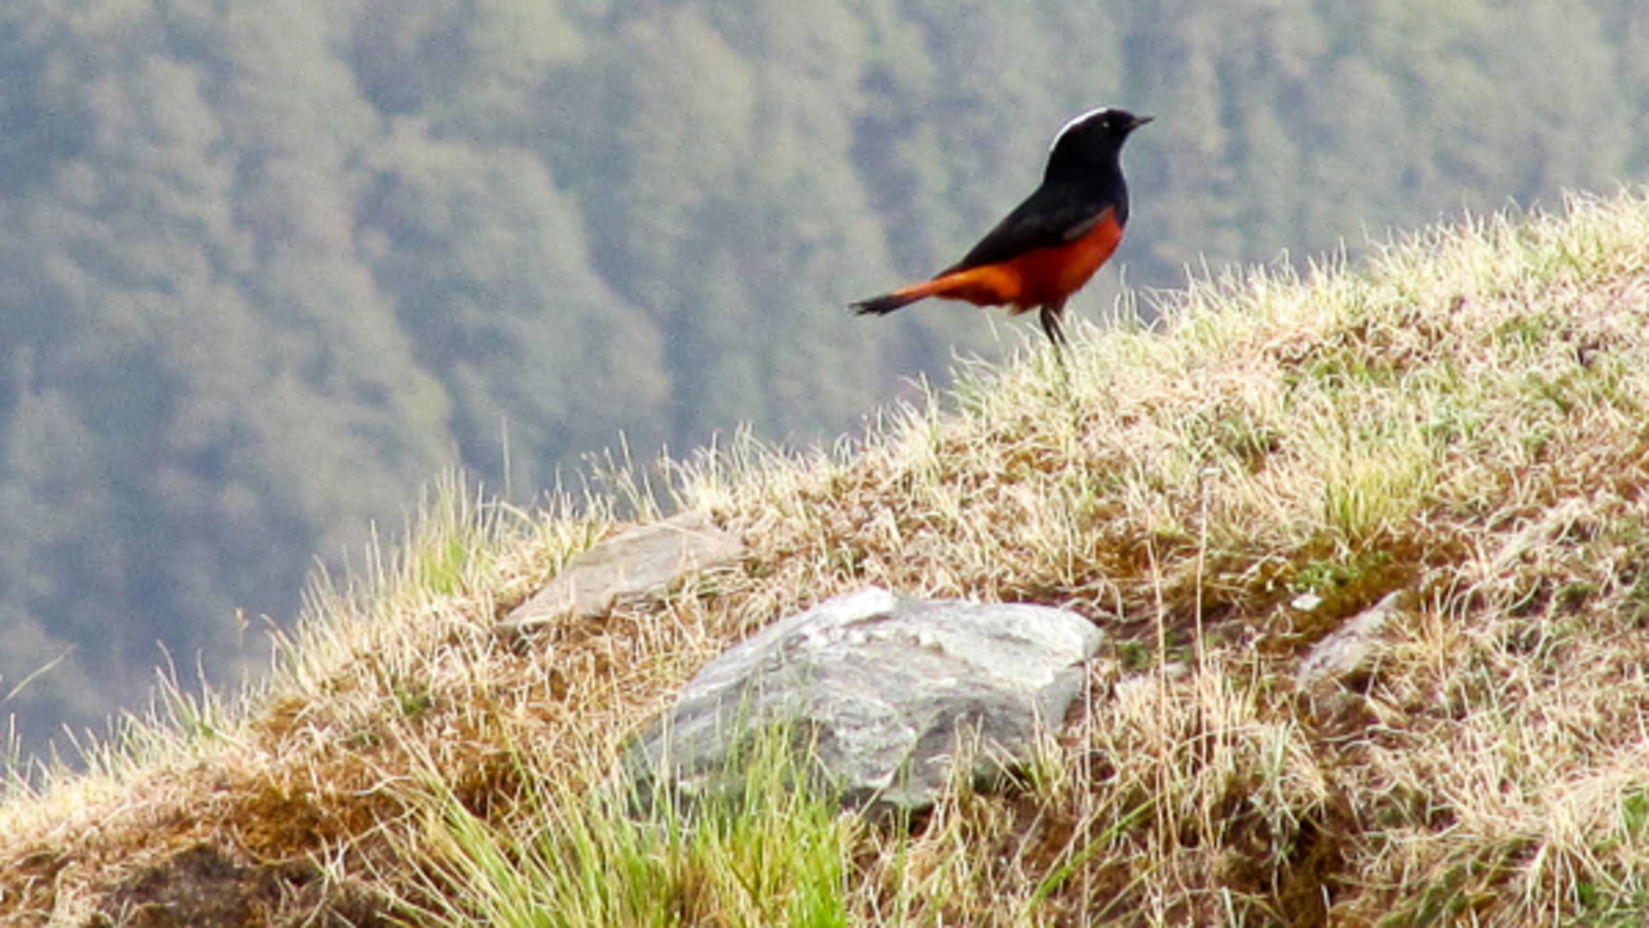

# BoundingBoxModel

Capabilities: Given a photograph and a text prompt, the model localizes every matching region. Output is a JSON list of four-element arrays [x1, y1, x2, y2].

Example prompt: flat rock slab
[[625, 585, 1104, 815], [1295, 590, 1403, 690], [499, 510, 744, 634]]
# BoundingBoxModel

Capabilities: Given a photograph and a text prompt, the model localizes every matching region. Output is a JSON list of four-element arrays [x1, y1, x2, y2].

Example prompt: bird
[[852, 107, 1151, 348]]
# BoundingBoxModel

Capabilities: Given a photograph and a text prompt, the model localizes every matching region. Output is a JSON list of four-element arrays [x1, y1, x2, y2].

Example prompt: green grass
[[398, 726, 855, 928]]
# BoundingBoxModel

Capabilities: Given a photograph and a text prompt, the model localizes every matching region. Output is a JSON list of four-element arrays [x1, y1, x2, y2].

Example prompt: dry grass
[[5, 189, 1649, 926]]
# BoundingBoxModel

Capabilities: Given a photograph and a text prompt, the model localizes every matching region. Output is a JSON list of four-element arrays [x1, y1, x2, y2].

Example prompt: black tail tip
[[851, 294, 911, 316]]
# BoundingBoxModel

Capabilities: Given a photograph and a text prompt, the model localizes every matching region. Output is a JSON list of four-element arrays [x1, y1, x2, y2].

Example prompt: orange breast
[[920, 210, 1124, 310], [1001, 210, 1124, 310]]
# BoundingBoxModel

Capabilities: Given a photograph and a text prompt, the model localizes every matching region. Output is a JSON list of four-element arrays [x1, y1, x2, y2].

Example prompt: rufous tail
[[851, 278, 952, 316]]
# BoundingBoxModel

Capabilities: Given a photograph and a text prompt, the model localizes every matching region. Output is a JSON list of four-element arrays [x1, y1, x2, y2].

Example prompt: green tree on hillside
[[358, 124, 666, 492]]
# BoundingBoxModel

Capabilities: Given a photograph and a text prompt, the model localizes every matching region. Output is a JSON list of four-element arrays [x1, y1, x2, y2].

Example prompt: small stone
[[1291, 592, 1324, 612]]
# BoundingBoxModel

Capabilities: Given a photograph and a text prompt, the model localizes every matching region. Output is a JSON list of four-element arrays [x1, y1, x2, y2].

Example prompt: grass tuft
[[398, 723, 854, 928]]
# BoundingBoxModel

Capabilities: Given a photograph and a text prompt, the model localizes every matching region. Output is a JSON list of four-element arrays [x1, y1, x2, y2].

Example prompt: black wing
[[939, 182, 1113, 276]]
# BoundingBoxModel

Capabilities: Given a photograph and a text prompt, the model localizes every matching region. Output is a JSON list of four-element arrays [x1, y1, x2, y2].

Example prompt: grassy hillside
[[5, 189, 1649, 926]]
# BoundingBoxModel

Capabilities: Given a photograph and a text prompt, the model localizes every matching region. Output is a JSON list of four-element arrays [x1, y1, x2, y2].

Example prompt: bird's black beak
[[1130, 115, 1154, 130]]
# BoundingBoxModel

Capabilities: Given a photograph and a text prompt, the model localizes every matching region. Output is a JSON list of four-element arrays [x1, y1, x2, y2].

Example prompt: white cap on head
[[1049, 107, 1115, 152]]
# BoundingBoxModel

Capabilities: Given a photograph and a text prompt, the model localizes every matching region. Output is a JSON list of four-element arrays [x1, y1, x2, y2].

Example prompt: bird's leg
[[1039, 302, 1069, 352], [1038, 302, 1070, 385]]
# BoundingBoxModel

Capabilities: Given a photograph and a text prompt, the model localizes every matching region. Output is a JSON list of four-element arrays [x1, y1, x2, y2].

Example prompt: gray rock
[[499, 510, 744, 635], [624, 585, 1103, 815], [1295, 590, 1403, 689]]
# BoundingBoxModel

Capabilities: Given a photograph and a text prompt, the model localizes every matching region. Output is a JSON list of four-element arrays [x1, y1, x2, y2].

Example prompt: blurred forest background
[[2, 0, 1646, 762]]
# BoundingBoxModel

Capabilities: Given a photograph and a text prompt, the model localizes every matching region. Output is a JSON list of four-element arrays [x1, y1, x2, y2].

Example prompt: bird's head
[[1045, 107, 1151, 181]]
